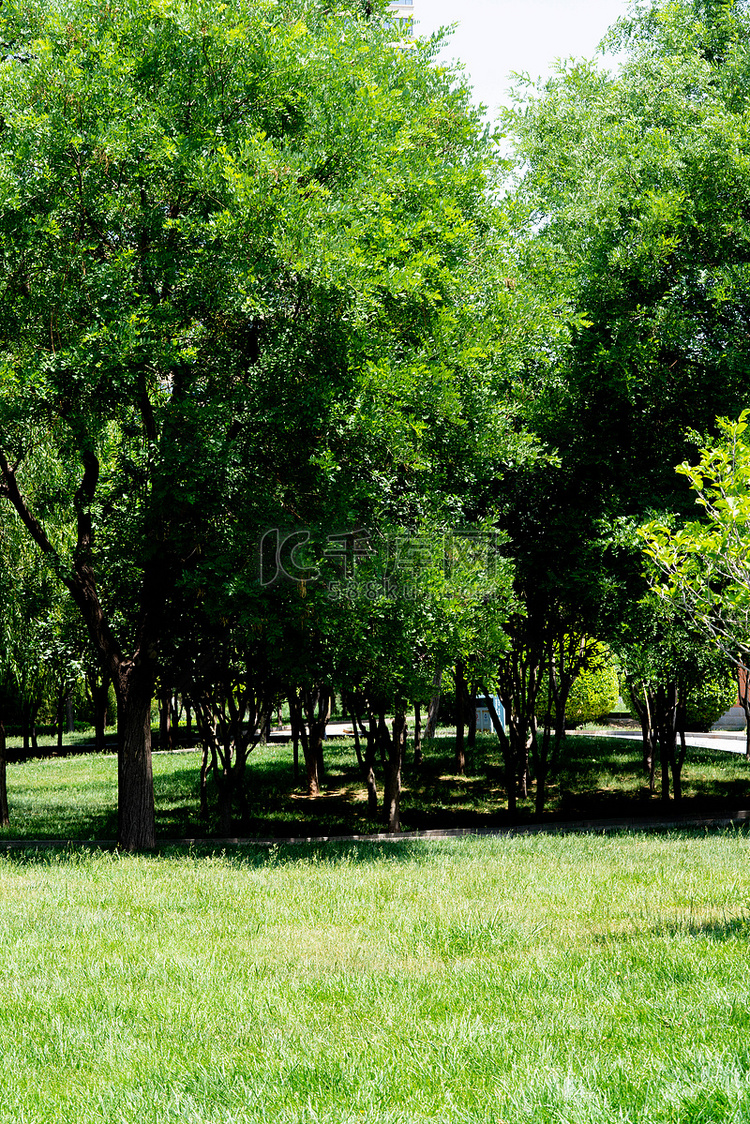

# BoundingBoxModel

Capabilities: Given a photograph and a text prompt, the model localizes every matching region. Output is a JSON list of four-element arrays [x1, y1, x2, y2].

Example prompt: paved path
[[578, 728, 749, 755]]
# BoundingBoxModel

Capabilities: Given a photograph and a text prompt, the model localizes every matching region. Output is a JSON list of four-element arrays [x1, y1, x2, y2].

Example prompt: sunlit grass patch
[[1, 832, 750, 1121]]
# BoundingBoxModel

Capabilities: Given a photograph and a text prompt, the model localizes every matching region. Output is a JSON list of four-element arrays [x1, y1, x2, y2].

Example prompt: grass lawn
[[2, 831, 750, 1122]]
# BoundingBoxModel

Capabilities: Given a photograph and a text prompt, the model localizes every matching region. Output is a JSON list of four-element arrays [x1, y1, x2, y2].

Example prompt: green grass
[[2, 732, 750, 842], [2, 832, 750, 1122]]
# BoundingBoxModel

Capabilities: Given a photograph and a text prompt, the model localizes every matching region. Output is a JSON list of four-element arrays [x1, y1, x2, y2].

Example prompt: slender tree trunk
[[56, 688, 66, 753], [22, 707, 30, 757], [292, 715, 300, 782], [413, 702, 423, 767], [171, 695, 180, 742], [349, 696, 364, 773], [159, 697, 172, 751], [215, 768, 233, 837], [466, 683, 477, 751], [91, 678, 110, 753], [198, 742, 210, 823], [0, 718, 9, 827], [301, 687, 331, 796], [483, 689, 515, 816], [424, 664, 442, 739], [384, 711, 405, 833], [534, 719, 551, 817], [30, 704, 40, 754], [365, 711, 379, 816], [455, 659, 465, 775]]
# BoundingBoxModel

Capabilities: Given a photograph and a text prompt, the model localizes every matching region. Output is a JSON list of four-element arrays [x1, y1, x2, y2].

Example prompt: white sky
[[413, 0, 632, 117]]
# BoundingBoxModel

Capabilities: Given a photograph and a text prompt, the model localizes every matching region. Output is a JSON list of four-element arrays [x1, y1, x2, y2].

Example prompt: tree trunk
[[466, 682, 477, 751], [365, 711, 379, 816], [348, 696, 365, 773], [159, 697, 172, 751], [292, 716, 300, 782], [424, 664, 442, 739], [413, 701, 423, 767], [383, 711, 405, 833], [483, 689, 515, 816], [21, 706, 30, 757], [116, 681, 156, 851], [56, 688, 66, 753], [215, 769, 233, 837], [91, 678, 110, 753], [301, 687, 331, 797], [30, 704, 40, 754], [0, 718, 9, 827], [455, 659, 465, 775], [198, 742, 210, 823]]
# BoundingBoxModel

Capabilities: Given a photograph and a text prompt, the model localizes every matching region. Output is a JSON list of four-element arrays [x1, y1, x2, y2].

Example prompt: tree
[[641, 412, 750, 750], [504, 0, 750, 520], [0, 0, 500, 847], [615, 594, 732, 801], [494, 0, 750, 812]]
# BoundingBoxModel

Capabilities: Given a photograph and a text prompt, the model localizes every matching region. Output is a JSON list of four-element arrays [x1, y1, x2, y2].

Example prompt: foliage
[[564, 647, 619, 727], [684, 669, 739, 732], [0, 0, 517, 845], [505, 0, 750, 520], [642, 412, 750, 669]]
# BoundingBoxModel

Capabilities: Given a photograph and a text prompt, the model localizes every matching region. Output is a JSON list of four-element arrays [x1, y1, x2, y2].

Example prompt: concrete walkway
[[579, 728, 749, 755]]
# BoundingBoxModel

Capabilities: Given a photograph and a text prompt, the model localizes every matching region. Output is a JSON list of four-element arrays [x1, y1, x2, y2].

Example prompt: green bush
[[685, 671, 738, 732], [565, 657, 619, 727]]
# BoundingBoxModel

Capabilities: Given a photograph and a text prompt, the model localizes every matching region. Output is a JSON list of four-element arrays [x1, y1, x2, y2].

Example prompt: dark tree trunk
[[630, 683, 657, 794], [170, 695, 180, 741], [21, 706, 30, 756], [91, 677, 110, 753], [655, 683, 677, 805], [215, 767, 233, 837], [365, 711, 379, 816], [30, 703, 40, 754], [413, 702, 423, 767], [483, 689, 515, 816], [301, 688, 331, 797], [198, 743, 210, 823], [466, 683, 477, 751], [383, 711, 405, 833], [348, 695, 365, 773], [159, 697, 172, 751], [116, 677, 156, 851], [455, 659, 465, 775], [424, 664, 442, 739], [56, 688, 66, 753], [292, 716, 300, 782], [0, 718, 9, 827], [534, 717, 552, 817], [0, 447, 159, 849]]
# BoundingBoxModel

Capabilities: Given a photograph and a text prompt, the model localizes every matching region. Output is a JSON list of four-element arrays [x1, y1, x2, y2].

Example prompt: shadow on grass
[[3, 730, 750, 846], [3, 824, 750, 872]]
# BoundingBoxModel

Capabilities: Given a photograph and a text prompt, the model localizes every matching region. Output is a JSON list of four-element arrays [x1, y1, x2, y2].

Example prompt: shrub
[[565, 656, 619, 727], [684, 671, 738, 732]]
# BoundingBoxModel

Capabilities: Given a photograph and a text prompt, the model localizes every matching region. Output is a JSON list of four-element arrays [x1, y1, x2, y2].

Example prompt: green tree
[[641, 411, 750, 750], [0, 0, 501, 847], [494, 0, 750, 812], [642, 412, 750, 665]]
